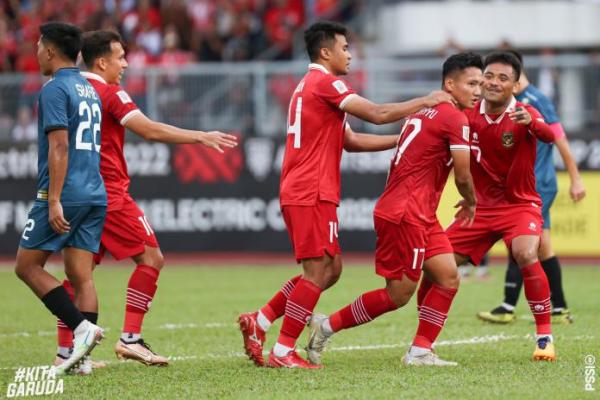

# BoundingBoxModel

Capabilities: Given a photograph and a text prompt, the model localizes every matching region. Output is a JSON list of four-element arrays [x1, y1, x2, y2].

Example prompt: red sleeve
[[313, 74, 357, 110], [525, 105, 554, 143], [549, 122, 566, 141], [106, 86, 140, 125], [443, 109, 470, 151]]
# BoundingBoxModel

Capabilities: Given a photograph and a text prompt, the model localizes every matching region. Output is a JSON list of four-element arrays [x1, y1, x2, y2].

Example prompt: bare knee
[[134, 247, 165, 270], [385, 278, 417, 308], [14, 263, 30, 282], [512, 248, 538, 267]]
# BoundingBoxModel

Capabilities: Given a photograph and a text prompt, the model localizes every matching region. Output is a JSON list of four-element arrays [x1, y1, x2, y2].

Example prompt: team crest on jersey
[[501, 132, 514, 148]]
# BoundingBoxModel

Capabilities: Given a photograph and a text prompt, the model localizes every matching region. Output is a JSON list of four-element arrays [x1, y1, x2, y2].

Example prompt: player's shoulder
[[434, 102, 464, 117]]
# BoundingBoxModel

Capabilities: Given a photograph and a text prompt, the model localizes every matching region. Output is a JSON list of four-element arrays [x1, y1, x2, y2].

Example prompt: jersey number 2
[[75, 101, 101, 152]]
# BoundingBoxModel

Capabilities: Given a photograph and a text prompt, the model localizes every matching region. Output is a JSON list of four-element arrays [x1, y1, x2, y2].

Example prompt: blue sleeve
[[40, 82, 69, 134], [535, 97, 560, 125]]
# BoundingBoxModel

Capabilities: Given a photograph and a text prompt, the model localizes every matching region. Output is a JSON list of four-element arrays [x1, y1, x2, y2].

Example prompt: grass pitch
[[0, 262, 599, 399]]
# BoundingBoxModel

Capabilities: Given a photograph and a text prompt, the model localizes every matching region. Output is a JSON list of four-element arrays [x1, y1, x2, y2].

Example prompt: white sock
[[257, 311, 272, 332], [537, 334, 553, 343], [273, 342, 294, 357], [501, 302, 515, 312], [552, 307, 563, 313], [409, 345, 430, 357], [321, 318, 334, 336], [73, 320, 90, 337], [121, 332, 141, 343], [57, 346, 71, 358]]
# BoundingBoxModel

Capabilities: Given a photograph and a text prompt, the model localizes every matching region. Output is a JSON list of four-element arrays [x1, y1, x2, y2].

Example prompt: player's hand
[[570, 177, 586, 202], [454, 199, 476, 227], [508, 106, 532, 125], [48, 201, 70, 234], [423, 90, 456, 107], [197, 131, 238, 153]]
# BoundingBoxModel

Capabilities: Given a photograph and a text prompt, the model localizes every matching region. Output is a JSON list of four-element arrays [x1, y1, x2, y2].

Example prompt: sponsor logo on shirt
[[501, 131, 514, 148], [529, 222, 537, 231], [116, 90, 133, 104], [332, 80, 348, 94]]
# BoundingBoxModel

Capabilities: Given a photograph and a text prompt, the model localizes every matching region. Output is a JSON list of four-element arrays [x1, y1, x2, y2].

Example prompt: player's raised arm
[[509, 106, 554, 143], [343, 124, 398, 152], [123, 112, 238, 153], [47, 129, 70, 234], [342, 91, 455, 125]]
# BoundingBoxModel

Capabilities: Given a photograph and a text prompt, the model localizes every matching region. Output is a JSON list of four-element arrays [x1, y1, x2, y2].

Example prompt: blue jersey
[[516, 84, 560, 194], [36, 67, 106, 206]]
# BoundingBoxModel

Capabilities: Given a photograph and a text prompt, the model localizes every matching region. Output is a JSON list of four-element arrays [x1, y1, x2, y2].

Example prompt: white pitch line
[[0, 329, 594, 371]]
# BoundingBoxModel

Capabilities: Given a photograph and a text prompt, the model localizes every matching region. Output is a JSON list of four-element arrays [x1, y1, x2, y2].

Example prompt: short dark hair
[[81, 30, 123, 68], [304, 21, 348, 62], [442, 52, 484, 81], [484, 51, 521, 81], [39, 22, 82, 62]]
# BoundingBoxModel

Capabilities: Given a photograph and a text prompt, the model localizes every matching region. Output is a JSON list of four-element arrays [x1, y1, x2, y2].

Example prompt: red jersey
[[82, 72, 141, 211], [465, 98, 554, 208], [280, 63, 357, 206], [374, 103, 470, 225]]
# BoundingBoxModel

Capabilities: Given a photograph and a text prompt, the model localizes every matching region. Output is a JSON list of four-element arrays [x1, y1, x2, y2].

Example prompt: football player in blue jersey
[[477, 50, 586, 325], [14, 22, 106, 375]]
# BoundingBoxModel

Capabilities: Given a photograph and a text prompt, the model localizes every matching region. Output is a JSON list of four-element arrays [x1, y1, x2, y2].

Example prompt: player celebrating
[[477, 50, 585, 325], [445, 51, 557, 360], [238, 21, 454, 369], [52, 29, 237, 367], [15, 22, 105, 375], [306, 52, 482, 367]]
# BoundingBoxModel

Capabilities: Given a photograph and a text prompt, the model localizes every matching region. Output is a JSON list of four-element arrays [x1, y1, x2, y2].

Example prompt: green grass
[[0, 263, 599, 399]]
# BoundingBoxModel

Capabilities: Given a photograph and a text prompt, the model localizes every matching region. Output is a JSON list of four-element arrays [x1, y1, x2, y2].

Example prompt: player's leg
[[404, 227, 459, 366], [306, 217, 424, 365], [510, 234, 555, 361], [113, 244, 168, 366], [477, 255, 522, 324], [539, 229, 572, 324]]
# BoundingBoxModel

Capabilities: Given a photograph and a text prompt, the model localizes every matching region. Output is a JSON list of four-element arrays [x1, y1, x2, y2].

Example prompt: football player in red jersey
[[52, 30, 237, 369], [305, 53, 483, 367], [238, 21, 456, 369], [443, 51, 557, 361]]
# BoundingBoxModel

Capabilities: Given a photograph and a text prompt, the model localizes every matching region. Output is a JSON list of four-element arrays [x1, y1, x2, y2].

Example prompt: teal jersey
[[36, 67, 106, 206], [516, 85, 560, 194]]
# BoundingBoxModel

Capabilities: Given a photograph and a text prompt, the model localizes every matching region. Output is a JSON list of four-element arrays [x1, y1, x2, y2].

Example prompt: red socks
[[412, 284, 457, 349], [260, 275, 301, 322], [123, 264, 160, 334], [329, 288, 398, 332], [57, 280, 74, 348], [521, 261, 552, 335], [277, 279, 322, 348], [416, 277, 434, 312]]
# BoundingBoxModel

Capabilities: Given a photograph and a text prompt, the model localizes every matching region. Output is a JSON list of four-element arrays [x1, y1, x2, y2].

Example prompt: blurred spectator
[[12, 105, 36, 142]]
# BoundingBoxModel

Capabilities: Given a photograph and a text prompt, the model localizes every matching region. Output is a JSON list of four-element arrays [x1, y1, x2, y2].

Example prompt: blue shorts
[[540, 191, 557, 230], [19, 204, 106, 253]]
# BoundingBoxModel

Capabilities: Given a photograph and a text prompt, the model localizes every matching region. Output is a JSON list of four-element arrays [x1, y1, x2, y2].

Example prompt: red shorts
[[282, 201, 341, 263], [446, 204, 543, 266], [94, 198, 159, 264], [374, 216, 453, 283]]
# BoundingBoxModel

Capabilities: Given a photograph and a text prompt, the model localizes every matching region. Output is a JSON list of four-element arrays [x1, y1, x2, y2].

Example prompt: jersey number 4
[[75, 101, 102, 152], [287, 97, 302, 148]]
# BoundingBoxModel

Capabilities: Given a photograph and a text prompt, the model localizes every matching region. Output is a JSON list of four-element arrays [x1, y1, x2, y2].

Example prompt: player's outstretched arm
[[343, 124, 398, 152], [124, 112, 238, 152], [342, 91, 454, 125], [554, 134, 586, 202], [47, 129, 70, 234], [509, 106, 554, 143], [451, 148, 476, 227]]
